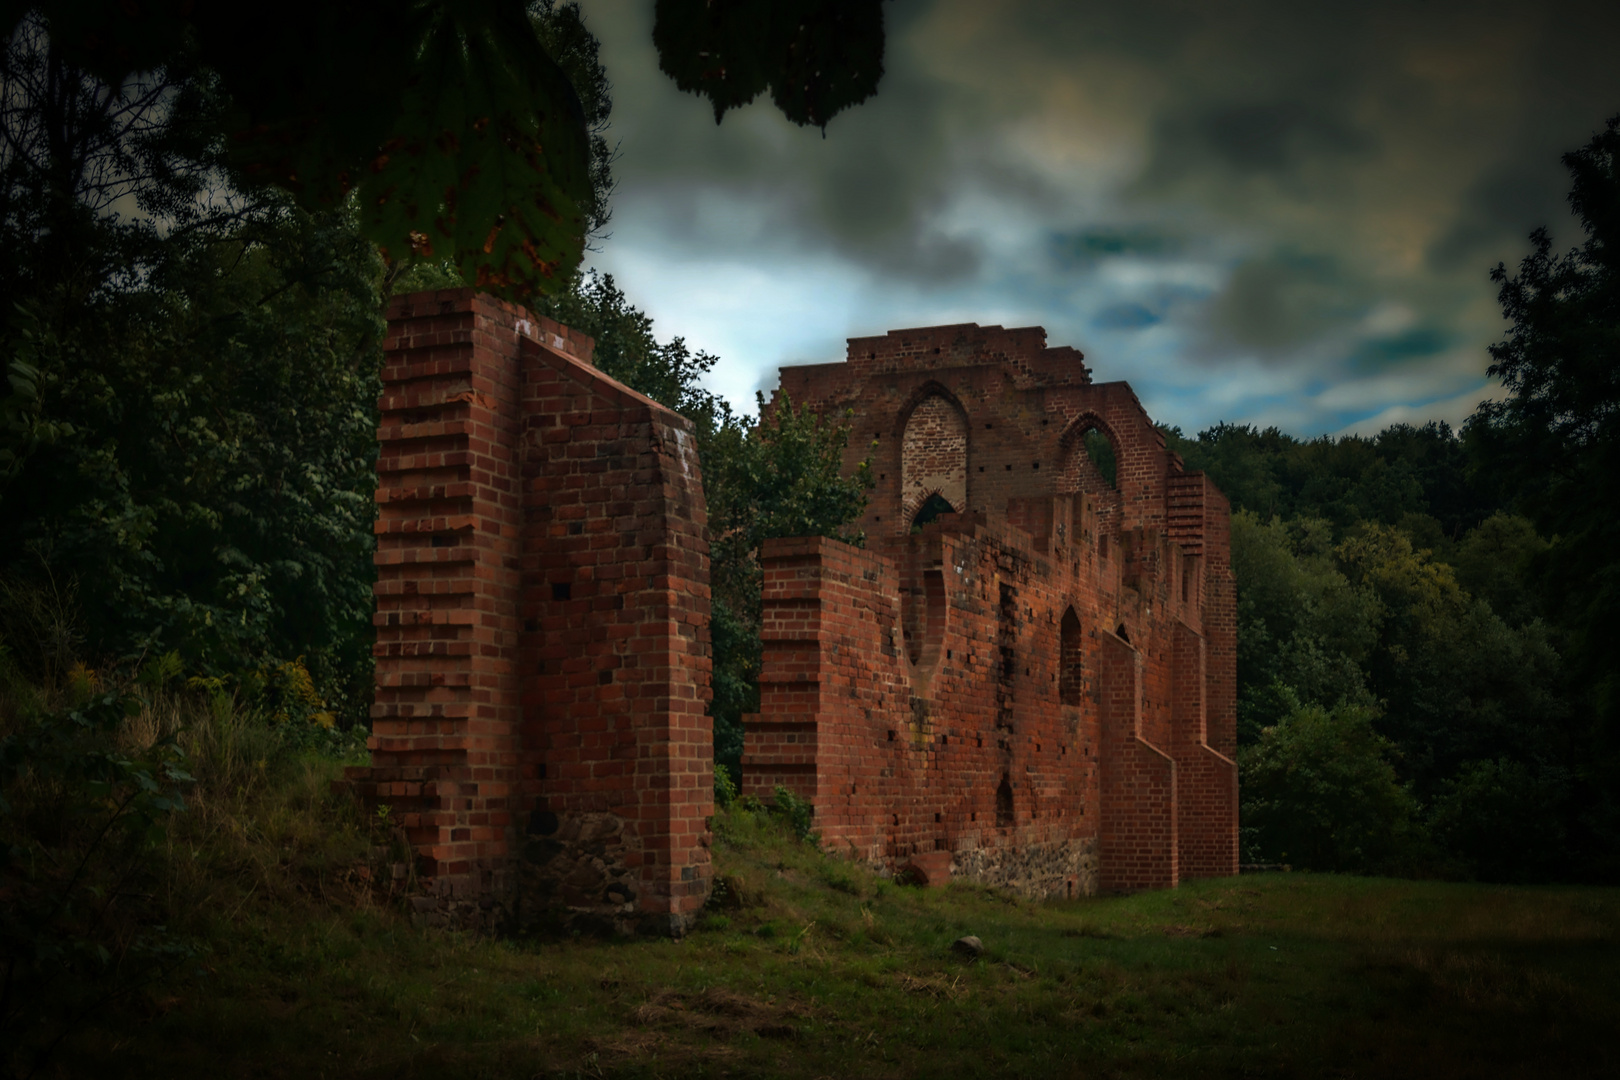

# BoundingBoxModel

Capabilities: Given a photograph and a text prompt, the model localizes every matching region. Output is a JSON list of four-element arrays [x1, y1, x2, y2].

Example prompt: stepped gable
[[745, 322, 1238, 895], [343, 288, 713, 936]]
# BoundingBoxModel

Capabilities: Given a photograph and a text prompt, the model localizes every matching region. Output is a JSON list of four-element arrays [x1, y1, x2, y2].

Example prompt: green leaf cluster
[[653, 0, 887, 129]]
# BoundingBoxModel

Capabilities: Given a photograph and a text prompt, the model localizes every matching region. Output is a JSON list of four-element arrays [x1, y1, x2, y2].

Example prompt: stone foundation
[[953, 835, 1099, 899]]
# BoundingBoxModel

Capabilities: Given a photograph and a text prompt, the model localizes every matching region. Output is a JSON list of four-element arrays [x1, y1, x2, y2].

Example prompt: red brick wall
[[1097, 631, 1178, 890], [347, 289, 712, 934], [745, 526, 1102, 897], [749, 322, 1238, 895], [900, 392, 969, 521]]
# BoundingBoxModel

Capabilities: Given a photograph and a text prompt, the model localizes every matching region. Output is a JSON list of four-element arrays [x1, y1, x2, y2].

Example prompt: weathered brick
[[744, 323, 1237, 896], [345, 289, 713, 936]]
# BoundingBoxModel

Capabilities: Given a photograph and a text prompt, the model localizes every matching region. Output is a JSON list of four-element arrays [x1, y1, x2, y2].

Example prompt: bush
[[1240, 694, 1420, 874], [770, 786, 818, 845], [713, 762, 739, 808]]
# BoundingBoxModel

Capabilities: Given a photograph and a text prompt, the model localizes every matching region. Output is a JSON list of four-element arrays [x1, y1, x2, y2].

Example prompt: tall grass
[[1, 627, 372, 1080]]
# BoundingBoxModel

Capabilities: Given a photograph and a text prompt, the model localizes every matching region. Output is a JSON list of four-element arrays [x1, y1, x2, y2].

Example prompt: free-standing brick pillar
[[345, 289, 713, 934]]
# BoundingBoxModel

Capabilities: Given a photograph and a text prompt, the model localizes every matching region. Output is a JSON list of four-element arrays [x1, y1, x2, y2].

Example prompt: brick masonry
[[744, 323, 1238, 895], [342, 289, 713, 935]]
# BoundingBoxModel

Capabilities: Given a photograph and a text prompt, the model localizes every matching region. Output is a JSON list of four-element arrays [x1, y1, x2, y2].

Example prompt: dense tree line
[[1163, 109, 1620, 881], [1166, 425, 1589, 880]]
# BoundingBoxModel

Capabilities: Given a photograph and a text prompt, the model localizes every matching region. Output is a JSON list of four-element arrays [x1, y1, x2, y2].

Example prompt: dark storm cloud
[[1049, 227, 1184, 269], [585, 0, 1620, 431], [1427, 159, 1574, 272], [597, 0, 995, 283], [1142, 99, 1376, 187], [1092, 303, 1161, 331], [1204, 251, 1368, 358], [1347, 328, 1453, 373]]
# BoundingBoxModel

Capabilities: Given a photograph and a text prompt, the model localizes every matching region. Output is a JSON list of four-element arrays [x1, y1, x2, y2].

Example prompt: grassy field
[[43, 756, 1620, 1079]]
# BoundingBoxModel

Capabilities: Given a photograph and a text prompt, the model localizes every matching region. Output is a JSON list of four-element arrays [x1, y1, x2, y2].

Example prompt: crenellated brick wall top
[[747, 321, 1238, 894]]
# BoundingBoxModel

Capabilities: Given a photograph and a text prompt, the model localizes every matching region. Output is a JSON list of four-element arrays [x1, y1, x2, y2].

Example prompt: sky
[[577, 0, 1620, 437]]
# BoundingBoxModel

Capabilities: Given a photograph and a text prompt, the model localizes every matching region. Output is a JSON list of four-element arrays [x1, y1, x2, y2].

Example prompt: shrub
[[770, 785, 817, 845], [1240, 694, 1420, 873], [0, 687, 197, 1077]]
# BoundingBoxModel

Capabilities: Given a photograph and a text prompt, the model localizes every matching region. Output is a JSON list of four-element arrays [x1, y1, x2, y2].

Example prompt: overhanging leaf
[[653, 0, 886, 129], [166, 1, 589, 300], [356, 2, 590, 296]]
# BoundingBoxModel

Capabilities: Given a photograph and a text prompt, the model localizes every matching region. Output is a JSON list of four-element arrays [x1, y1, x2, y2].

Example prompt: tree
[[1239, 695, 1419, 874], [1333, 522, 1570, 803], [3, 0, 889, 303], [1229, 511, 1378, 745], [701, 393, 874, 782], [1467, 115, 1620, 764], [0, 18, 387, 710]]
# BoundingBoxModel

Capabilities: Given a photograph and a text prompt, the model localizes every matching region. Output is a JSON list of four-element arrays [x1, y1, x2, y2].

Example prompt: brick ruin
[[742, 323, 1239, 895], [344, 294, 1236, 934], [343, 290, 713, 934]]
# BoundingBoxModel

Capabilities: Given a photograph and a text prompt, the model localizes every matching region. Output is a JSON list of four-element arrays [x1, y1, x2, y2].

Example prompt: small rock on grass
[[952, 935, 984, 958]]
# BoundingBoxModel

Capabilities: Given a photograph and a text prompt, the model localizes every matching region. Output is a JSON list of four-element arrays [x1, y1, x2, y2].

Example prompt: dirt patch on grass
[[630, 986, 803, 1040], [895, 971, 967, 1000]]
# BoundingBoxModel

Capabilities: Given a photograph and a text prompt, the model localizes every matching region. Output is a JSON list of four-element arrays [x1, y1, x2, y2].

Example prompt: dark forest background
[[3, 0, 1618, 904]]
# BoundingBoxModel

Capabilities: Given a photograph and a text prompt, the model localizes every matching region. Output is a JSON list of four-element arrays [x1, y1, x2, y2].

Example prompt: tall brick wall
[[750, 322, 1238, 894], [346, 290, 712, 934]]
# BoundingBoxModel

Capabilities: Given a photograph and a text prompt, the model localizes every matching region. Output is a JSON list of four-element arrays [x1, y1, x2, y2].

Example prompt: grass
[[34, 762, 1619, 1080]]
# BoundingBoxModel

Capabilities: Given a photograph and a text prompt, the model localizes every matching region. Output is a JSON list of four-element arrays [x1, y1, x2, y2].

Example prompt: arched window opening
[[995, 775, 1014, 828], [1084, 429, 1117, 488], [1115, 623, 1130, 644], [902, 393, 968, 526], [911, 493, 956, 531], [1060, 419, 1120, 497], [1059, 607, 1083, 707]]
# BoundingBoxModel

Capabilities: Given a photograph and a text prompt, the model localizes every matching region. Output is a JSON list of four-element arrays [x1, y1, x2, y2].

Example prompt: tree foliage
[[1239, 695, 1418, 874], [1166, 420, 1494, 542], [0, 18, 386, 713], [4, 0, 890, 302], [1467, 114, 1620, 757], [698, 393, 872, 781], [653, 0, 887, 129]]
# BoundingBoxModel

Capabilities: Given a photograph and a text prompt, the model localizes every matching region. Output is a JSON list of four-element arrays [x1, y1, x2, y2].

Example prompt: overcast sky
[[577, 0, 1620, 437]]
